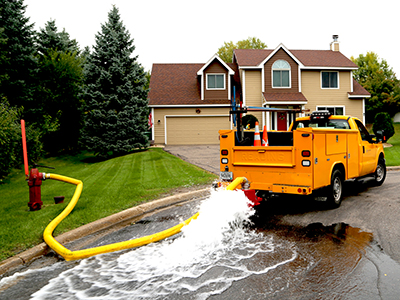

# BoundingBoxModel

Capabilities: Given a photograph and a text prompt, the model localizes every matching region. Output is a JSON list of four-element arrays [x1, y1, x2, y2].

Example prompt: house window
[[207, 74, 225, 89], [321, 71, 338, 88], [317, 106, 344, 115], [272, 60, 290, 88]]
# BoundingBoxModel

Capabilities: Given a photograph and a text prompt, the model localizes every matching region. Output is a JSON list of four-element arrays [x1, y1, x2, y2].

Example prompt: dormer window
[[272, 60, 291, 88], [207, 74, 225, 89]]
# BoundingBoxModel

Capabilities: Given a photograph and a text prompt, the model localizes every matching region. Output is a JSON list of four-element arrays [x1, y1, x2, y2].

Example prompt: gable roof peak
[[261, 43, 303, 67], [197, 54, 235, 75]]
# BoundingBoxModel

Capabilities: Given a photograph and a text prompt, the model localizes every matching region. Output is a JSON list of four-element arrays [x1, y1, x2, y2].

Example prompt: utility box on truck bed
[[219, 111, 386, 208]]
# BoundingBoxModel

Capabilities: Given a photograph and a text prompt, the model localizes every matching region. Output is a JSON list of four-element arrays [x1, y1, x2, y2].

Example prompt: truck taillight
[[221, 158, 229, 164], [302, 150, 311, 157], [221, 149, 228, 155]]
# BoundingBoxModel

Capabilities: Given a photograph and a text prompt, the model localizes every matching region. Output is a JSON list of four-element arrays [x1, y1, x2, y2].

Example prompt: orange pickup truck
[[219, 110, 386, 208]]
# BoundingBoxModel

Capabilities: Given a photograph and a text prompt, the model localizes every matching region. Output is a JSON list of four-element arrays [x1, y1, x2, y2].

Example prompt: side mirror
[[367, 134, 376, 143]]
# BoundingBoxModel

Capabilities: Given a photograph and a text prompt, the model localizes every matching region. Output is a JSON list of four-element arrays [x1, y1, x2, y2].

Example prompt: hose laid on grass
[[43, 173, 247, 261]]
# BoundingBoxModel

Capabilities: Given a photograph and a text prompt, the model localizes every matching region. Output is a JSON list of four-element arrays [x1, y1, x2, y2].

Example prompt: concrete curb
[[387, 166, 400, 171], [0, 188, 211, 276]]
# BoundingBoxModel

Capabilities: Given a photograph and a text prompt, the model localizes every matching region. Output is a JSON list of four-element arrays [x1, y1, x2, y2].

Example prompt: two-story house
[[148, 37, 370, 145]]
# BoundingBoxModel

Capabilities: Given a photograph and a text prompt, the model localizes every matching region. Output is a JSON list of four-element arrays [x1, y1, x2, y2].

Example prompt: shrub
[[0, 101, 43, 179], [373, 112, 395, 142]]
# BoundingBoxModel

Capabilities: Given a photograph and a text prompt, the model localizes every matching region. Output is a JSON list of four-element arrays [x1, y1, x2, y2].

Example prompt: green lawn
[[0, 148, 217, 262], [384, 123, 400, 166]]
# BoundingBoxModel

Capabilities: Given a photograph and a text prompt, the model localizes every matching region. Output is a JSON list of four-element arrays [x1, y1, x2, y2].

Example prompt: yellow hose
[[43, 174, 247, 261]]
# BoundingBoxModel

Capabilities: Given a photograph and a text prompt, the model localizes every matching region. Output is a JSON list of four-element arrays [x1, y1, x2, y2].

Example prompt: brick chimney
[[330, 35, 339, 51]]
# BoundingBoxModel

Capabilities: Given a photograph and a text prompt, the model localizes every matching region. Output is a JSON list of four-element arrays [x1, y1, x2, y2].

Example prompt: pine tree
[[81, 6, 149, 156], [0, 0, 37, 110], [0, 27, 8, 93], [35, 20, 84, 153], [36, 19, 79, 55]]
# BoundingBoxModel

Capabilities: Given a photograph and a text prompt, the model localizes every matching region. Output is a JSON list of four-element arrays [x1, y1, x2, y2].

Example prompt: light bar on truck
[[310, 110, 332, 120]]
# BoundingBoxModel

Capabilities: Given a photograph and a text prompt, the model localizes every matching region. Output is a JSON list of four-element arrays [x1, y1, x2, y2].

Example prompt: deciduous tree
[[351, 52, 400, 122], [81, 6, 149, 157], [217, 37, 267, 63]]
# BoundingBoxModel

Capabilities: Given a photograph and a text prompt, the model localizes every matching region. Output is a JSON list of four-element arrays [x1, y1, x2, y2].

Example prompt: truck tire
[[373, 158, 386, 186], [327, 169, 343, 208]]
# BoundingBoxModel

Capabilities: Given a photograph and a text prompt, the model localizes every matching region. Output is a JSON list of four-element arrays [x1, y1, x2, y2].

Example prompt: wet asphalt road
[[1, 145, 400, 299]]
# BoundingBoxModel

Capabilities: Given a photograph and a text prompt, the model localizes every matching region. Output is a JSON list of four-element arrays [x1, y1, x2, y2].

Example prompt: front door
[[277, 112, 287, 131], [355, 120, 377, 176]]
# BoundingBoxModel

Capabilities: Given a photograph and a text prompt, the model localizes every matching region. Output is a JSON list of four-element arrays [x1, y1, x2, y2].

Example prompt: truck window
[[293, 119, 350, 130], [354, 120, 369, 141]]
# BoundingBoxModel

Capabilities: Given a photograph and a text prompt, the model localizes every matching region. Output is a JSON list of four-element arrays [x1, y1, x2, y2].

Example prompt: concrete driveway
[[163, 145, 220, 175]]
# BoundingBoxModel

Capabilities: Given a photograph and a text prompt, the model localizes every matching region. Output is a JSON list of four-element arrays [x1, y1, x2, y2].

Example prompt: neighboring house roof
[[234, 48, 358, 69], [349, 79, 371, 98], [148, 63, 240, 106]]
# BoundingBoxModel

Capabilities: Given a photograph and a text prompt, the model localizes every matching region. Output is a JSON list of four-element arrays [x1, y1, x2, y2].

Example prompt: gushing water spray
[[30, 189, 297, 300]]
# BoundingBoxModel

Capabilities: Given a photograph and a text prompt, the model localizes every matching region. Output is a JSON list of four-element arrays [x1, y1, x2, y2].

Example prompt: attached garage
[[166, 115, 231, 145], [148, 60, 240, 145]]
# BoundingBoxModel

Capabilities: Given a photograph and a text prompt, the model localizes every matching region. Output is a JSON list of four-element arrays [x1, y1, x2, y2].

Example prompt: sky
[[24, 0, 399, 76]]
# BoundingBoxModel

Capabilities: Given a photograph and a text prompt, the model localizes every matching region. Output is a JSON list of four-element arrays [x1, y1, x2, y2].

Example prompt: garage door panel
[[167, 116, 230, 145]]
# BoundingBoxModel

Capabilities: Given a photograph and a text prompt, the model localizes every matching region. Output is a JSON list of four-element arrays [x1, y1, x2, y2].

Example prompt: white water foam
[[31, 189, 297, 299]]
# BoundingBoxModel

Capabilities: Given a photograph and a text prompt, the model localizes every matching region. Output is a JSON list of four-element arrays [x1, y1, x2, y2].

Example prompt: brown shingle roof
[[148, 63, 239, 106], [262, 92, 308, 102], [234, 48, 358, 68], [234, 49, 273, 66], [291, 50, 358, 68], [349, 79, 371, 97]]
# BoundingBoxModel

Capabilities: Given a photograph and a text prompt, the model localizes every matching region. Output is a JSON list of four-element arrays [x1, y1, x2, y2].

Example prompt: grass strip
[[0, 148, 216, 261], [384, 123, 400, 166]]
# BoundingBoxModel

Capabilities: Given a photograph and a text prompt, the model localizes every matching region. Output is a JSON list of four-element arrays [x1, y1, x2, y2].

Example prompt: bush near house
[[373, 112, 395, 141]]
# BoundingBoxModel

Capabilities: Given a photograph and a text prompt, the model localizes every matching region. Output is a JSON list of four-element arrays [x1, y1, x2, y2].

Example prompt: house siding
[[264, 48, 299, 92], [244, 70, 263, 123], [301, 70, 363, 120], [204, 60, 229, 100]]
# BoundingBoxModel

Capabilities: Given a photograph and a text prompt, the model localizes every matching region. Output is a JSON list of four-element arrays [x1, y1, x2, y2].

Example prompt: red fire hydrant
[[28, 168, 45, 211]]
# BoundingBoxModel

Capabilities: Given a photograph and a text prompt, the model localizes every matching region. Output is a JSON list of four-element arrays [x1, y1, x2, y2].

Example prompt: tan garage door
[[166, 116, 230, 145]]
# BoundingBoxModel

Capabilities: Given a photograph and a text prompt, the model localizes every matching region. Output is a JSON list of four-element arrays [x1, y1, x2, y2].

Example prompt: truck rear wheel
[[327, 169, 343, 208], [373, 159, 386, 186]]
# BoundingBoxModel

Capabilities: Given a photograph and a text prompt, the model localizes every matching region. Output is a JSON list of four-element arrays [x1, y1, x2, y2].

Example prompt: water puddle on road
[[29, 190, 297, 300]]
